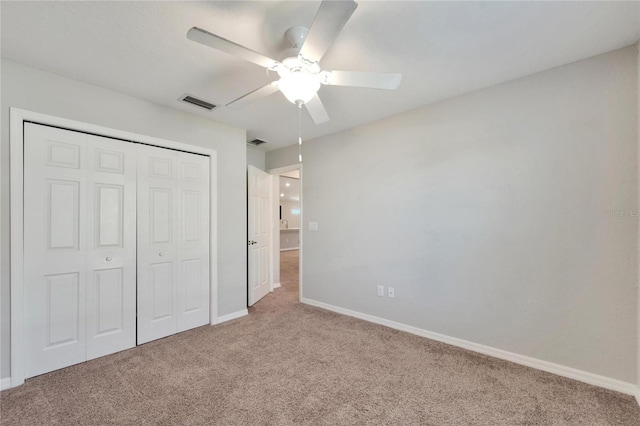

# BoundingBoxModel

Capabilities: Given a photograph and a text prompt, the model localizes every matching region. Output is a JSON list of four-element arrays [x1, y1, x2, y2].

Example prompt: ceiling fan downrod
[[296, 100, 303, 163]]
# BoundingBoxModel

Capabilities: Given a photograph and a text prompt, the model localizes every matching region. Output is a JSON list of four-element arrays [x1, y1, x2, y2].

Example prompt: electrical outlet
[[388, 287, 395, 298], [377, 285, 384, 297]]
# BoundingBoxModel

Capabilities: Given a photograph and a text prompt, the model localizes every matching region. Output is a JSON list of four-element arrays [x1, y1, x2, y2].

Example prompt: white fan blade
[[299, 0, 357, 63], [226, 82, 279, 108], [324, 71, 402, 90], [188, 27, 279, 69], [304, 94, 330, 124]]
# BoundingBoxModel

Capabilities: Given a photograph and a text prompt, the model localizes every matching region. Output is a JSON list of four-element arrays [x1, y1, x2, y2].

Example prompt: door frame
[[267, 164, 303, 302], [9, 107, 218, 388]]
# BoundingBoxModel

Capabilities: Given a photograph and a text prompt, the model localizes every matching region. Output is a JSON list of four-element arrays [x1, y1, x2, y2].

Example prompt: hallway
[[248, 249, 298, 315], [279, 249, 299, 299]]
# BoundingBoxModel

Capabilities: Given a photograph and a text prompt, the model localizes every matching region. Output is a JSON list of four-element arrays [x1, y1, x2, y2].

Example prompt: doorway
[[268, 165, 302, 302], [278, 170, 300, 300]]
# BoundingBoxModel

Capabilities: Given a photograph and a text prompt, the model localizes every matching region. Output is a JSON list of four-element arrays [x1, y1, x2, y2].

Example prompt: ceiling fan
[[187, 0, 401, 125]]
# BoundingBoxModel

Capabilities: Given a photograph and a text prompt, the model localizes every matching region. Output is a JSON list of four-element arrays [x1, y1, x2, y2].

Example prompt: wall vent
[[180, 94, 216, 110], [248, 139, 267, 146]]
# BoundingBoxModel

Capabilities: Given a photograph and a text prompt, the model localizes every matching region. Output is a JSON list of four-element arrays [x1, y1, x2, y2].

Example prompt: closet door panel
[[176, 153, 210, 331], [137, 148, 210, 343], [24, 123, 88, 378], [150, 261, 174, 320], [23, 123, 211, 375], [150, 188, 173, 244], [93, 268, 125, 333], [44, 273, 81, 346], [137, 145, 179, 344], [86, 135, 137, 360]]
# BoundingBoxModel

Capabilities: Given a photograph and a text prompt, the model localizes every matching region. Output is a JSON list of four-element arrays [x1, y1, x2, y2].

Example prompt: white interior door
[[23, 124, 137, 377], [248, 165, 270, 306], [137, 146, 210, 344]]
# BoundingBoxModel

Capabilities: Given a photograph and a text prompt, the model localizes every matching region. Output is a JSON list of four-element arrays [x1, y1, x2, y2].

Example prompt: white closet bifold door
[[136, 146, 209, 344], [24, 124, 88, 378], [175, 152, 210, 332], [85, 135, 137, 360], [23, 124, 137, 378]]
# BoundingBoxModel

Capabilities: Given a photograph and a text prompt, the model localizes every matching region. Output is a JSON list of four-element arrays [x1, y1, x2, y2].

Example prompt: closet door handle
[[159, 252, 164, 257], [105, 257, 112, 262]]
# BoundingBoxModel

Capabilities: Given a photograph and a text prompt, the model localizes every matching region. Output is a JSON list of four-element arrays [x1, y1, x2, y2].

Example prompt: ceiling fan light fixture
[[277, 72, 321, 104], [188, 0, 400, 124]]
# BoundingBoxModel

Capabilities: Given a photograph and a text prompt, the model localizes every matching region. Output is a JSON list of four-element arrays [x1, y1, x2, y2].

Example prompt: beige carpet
[[2, 249, 640, 425]]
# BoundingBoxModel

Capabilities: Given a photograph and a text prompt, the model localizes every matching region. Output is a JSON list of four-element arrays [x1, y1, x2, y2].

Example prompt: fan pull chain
[[298, 102, 303, 163]]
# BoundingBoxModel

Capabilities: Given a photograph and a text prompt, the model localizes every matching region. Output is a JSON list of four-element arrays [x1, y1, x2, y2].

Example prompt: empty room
[[2, 1, 640, 424]]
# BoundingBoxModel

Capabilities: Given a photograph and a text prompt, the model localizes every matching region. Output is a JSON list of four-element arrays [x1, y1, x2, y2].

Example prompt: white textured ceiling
[[2, 1, 639, 151]]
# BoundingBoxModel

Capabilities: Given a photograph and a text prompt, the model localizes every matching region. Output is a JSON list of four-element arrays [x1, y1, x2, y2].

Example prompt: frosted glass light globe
[[277, 72, 321, 104]]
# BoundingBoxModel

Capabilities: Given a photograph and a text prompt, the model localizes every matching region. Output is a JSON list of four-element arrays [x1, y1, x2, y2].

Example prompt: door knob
[[105, 257, 112, 262], [248, 240, 257, 245], [159, 252, 164, 257]]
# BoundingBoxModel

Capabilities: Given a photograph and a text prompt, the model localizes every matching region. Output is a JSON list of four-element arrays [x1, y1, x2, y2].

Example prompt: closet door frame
[[9, 107, 218, 388]]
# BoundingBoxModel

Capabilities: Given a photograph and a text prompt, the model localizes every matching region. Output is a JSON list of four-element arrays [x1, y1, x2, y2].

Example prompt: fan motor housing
[[285, 26, 308, 49]]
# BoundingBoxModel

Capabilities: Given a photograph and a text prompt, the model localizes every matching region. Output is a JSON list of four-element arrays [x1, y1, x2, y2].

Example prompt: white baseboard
[[280, 247, 299, 252], [212, 309, 248, 325], [273, 282, 281, 289], [1, 377, 11, 391], [301, 297, 638, 397]]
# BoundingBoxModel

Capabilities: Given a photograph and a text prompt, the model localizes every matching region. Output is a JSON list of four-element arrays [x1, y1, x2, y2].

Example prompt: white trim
[[280, 247, 300, 252], [637, 38, 640, 410], [212, 309, 248, 325], [1, 378, 11, 391], [269, 174, 275, 292], [635, 388, 640, 407], [209, 152, 219, 326], [266, 164, 302, 175], [0, 54, 2, 398], [10, 109, 26, 387], [10, 108, 218, 388], [273, 282, 281, 289], [298, 164, 304, 303], [301, 297, 638, 396]]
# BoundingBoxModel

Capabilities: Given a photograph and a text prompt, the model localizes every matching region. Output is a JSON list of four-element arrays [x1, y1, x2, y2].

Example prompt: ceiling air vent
[[180, 94, 216, 110], [248, 139, 267, 147]]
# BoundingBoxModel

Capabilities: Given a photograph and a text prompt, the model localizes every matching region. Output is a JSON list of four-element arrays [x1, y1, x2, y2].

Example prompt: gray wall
[[281, 200, 301, 229], [637, 40, 640, 390], [302, 46, 638, 383], [266, 144, 299, 171], [1, 60, 248, 379], [247, 146, 266, 170]]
